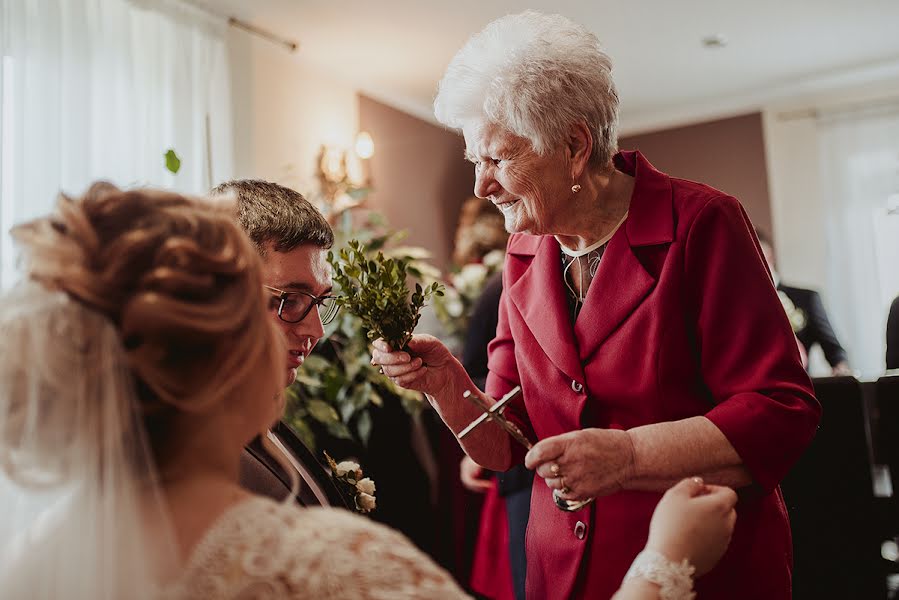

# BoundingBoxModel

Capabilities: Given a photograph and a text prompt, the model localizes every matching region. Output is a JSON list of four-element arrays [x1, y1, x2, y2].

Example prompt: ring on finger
[[550, 463, 561, 477]]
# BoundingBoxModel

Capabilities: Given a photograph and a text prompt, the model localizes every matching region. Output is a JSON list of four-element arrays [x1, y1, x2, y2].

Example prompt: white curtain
[[0, 0, 233, 287], [817, 104, 899, 376]]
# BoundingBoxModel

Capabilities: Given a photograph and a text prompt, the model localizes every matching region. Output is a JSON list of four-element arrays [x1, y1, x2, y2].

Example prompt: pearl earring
[[571, 184, 582, 193]]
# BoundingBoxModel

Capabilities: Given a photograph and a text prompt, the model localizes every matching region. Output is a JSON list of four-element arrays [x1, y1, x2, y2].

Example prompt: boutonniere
[[777, 290, 807, 333], [323, 451, 377, 514]]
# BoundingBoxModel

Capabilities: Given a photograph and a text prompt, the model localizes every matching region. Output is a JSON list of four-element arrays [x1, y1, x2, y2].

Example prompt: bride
[[0, 183, 735, 599]]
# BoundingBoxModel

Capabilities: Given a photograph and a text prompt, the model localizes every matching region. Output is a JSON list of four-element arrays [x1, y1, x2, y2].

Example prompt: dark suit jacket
[[777, 284, 848, 367], [239, 421, 348, 508], [887, 296, 899, 370]]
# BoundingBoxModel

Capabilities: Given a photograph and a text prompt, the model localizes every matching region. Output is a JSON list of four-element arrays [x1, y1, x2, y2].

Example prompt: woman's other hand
[[459, 455, 493, 493], [371, 334, 457, 397], [646, 477, 737, 576], [525, 428, 636, 499]]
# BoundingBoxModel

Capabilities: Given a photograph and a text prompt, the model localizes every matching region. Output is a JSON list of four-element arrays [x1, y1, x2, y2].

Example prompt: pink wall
[[619, 113, 773, 235], [359, 95, 474, 271]]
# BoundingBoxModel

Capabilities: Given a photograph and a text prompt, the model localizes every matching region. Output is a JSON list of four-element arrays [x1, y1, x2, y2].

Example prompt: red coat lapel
[[574, 151, 674, 362], [507, 235, 585, 386]]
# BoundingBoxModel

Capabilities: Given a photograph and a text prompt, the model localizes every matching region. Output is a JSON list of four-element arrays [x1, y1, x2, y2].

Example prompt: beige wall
[[619, 113, 773, 235], [227, 30, 359, 195], [359, 94, 474, 271]]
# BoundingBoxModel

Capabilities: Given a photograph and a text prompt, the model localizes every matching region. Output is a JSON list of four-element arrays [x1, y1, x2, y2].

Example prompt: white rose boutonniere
[[324, 452, 377, 514], [777, 290, 807, 333], [335, 460, 360, 478]]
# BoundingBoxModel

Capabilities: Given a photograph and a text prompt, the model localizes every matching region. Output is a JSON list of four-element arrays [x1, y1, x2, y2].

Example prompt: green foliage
[[330, 239, 444, 351], [163, 149, 181, 174]]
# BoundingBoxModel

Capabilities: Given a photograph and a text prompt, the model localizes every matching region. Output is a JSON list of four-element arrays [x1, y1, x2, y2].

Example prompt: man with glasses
[[211, 179, 345, 507]]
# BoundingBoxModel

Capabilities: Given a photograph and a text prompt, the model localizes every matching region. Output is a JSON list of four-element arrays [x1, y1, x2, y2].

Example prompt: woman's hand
[[646, 477, 737, 576], [459, 456, 493, 493], [524, 428, 636, 499], [371, 334, 457, 398]]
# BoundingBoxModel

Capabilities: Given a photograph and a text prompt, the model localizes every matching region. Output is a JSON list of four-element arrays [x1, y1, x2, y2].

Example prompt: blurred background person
[[757, 230, 852, 375], [887, 294, 899, 370]]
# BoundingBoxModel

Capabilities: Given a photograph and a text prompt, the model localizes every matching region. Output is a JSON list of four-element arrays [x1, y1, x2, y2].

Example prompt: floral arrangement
[[324, 451, 377, 514], [777, 290, 807, 333]]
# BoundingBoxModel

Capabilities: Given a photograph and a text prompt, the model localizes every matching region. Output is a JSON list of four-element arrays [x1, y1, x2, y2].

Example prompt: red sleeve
[[685, 196, 820, 492], [486, 262, 535, 466]]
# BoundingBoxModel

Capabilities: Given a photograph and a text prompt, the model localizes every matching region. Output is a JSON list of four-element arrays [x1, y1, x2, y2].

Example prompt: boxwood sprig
[[329, 240, 444, 351]]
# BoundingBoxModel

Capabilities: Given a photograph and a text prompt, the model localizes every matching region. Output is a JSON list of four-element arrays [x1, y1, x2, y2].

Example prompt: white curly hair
[[433, 10, 619, 167]]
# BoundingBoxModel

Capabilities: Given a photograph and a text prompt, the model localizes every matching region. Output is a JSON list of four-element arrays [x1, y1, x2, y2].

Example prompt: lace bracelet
[[623, 549, 696, 600]]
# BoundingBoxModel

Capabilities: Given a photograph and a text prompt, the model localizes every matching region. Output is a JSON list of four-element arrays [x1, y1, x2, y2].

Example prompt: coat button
[[574, 521, 587, 540], [571, 380, 583, 393]]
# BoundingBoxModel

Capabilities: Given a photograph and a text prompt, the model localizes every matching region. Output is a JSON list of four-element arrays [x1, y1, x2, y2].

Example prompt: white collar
[[558, 211, 629, 258]]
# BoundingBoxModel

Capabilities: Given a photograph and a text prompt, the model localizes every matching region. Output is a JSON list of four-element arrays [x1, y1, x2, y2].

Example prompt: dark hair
[[210, 180, 334, 255]]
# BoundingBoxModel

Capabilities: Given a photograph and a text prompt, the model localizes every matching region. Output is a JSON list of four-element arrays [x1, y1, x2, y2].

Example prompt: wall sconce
[[317, 131, 375, 215]]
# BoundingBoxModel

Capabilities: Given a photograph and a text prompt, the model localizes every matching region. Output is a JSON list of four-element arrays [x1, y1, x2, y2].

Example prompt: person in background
[[453, 198, 533, 600], [757, 231, 852, 375], [887, 295, 899, 370]]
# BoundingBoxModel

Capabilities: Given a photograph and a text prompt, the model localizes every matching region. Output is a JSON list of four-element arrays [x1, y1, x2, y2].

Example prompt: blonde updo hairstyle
[[10, 183, 283, 460]]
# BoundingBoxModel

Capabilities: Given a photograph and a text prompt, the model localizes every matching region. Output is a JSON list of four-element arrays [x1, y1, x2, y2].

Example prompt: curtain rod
[[178, 0, 298, 52], [227, 17, 298, 53]]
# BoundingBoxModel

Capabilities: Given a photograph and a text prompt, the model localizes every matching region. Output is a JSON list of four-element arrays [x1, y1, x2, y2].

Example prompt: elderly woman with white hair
[[373, 10, 820, 600]]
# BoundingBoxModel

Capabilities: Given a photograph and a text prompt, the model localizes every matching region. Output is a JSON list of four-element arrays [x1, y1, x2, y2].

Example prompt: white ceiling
[[208, 0, 899, 134]]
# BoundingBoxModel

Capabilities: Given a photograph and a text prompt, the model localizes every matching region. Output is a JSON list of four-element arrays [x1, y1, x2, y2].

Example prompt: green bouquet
[[330, 239, 443, 351]]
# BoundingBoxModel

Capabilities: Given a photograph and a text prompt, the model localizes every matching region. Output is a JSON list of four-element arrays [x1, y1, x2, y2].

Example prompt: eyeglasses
[[264, 285, 340, 325]]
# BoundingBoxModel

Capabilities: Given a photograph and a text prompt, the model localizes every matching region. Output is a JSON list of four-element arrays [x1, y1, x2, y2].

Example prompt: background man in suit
[[758, 231, 852, 376], [887, 295, 899, 370]]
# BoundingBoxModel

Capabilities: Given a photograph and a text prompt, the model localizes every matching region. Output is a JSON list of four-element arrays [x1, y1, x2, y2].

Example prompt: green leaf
[[164, 149, 181, 174], [284, 417, 316, 451], [307, 399, 340, 424]]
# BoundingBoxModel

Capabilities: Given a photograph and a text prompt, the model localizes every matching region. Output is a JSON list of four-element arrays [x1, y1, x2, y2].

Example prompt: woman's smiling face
[[463, 122, 572, 237]]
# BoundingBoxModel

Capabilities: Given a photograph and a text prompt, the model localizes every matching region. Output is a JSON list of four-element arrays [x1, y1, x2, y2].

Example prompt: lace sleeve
[[287, 507, 470, 599], [169, 497, 470, 599]]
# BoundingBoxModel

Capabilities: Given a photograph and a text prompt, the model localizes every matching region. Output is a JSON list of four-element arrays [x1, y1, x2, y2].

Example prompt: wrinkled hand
[[646, 477, 737, 576], [524, 428, 636, 500], [459, 455, 492, 493], [370, 334, 456, 397]]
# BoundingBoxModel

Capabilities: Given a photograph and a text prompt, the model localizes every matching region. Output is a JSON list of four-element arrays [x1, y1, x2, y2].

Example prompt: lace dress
[[160, 496, 470, 599]]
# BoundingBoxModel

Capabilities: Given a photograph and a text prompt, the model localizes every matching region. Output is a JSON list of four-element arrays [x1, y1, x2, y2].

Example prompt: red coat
[[486, 151, 820, 599]]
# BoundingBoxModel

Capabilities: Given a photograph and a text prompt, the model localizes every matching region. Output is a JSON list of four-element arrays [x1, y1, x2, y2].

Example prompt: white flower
[[445, 296, 464, 318], [335, 460, 360, 477], [356, 477, 376, 495], [453, 263, 488, 295], [482, 249, 505, 270], [356, 492, 376, 513]]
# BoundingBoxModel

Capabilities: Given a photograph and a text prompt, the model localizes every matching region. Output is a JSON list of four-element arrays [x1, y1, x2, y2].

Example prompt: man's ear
[[567, 121, 593, 180]]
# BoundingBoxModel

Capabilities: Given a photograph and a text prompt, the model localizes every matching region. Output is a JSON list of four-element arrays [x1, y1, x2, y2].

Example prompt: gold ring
[[550, 463, 561, 477]]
